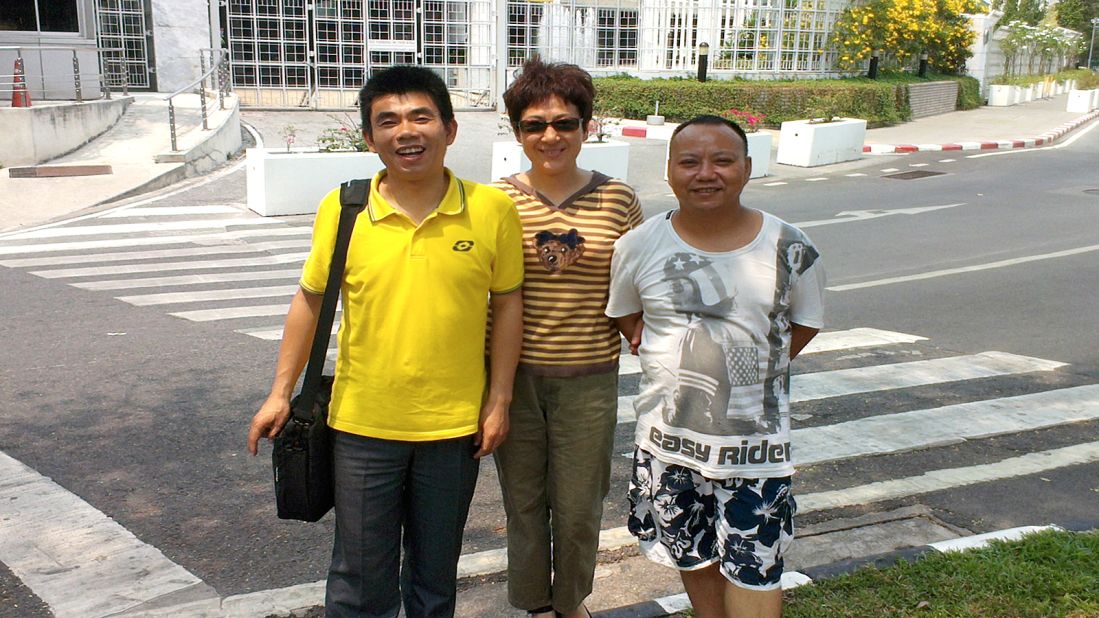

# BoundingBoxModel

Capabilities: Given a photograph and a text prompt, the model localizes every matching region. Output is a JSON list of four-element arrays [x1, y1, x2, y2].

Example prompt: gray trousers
[[493, 369, 619, 613], [326, 431, 479, 618]]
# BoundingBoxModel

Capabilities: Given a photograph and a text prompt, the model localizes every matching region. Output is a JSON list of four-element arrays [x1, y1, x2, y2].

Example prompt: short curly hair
[[503, 56, 595, 130]]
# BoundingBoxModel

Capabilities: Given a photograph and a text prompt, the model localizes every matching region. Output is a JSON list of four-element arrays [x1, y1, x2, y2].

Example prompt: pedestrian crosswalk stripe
[[31, 252, 310, 279], [618, 328, 927, 377], [795, 384, 1099, 465], [797, 441, 1099, 514], [117, 285, 300, 306], [73, 269, 303, 291], [800, 327, 927, 354], [100, 205, 244, 218], [616, 351, 1068, 423], [6, 217, 281, 240], [0, 239, 311, 268], [235, 326, 285, 340], [0, 226, 311, 257], [791, 351, 1065, 402], [169, 304, 292, 321]]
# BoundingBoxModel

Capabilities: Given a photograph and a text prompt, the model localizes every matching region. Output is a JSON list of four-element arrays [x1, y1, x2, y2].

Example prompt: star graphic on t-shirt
[[672, 256, 686, 270], [688, 254, 703, 265]]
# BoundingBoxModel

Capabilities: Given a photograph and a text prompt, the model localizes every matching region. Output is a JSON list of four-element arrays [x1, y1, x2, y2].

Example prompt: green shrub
[[941, 74, 981, 109], [592, 77, 910, 126], [1075, 71, 1099, 90]]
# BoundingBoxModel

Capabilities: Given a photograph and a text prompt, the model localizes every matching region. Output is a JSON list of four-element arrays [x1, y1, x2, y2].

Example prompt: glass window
[[0, 0, 38, 31]]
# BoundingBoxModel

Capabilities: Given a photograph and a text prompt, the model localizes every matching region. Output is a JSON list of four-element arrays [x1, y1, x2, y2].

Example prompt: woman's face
[[516, 95, 588, 178]]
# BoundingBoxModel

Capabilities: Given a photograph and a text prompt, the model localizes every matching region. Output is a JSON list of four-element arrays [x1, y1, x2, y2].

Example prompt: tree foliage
[[831, 0, 985, 73]]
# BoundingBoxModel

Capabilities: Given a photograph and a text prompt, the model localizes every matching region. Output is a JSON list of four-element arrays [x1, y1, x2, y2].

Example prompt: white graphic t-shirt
[[606, 210, 825, 479]]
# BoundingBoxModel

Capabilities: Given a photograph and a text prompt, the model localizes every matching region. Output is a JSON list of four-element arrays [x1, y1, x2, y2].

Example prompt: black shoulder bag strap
[[290, 179, 369, 422]]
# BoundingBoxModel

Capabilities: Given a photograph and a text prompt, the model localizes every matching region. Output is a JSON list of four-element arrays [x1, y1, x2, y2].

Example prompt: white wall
[[150, 0, 214, 92], [0, 97, 131, 166]]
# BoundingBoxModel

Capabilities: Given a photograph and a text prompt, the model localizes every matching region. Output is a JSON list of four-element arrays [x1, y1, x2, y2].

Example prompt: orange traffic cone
[[11, 58, 31, 107]]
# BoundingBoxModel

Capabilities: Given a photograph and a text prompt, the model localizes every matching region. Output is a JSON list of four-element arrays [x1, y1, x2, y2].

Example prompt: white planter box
[[489, 140, 630, 182], [246, 148, 385, 216], [775, 118, 867, 167], [1066, 89, 1094, 113], [1093, 89, 1099, 110], [1023, 85, 1035, 102], [988, 85, 1014, 106], [661, 131, 772, 180], [746, 132, 772, 178]]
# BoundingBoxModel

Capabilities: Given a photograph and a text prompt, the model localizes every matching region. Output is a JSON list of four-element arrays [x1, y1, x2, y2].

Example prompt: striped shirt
[[494, 173, 643, 377]]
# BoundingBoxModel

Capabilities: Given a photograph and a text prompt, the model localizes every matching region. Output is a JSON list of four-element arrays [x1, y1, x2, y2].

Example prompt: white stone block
[[246, 148, 385, 217], [1066, 89, 1094, 113], [987, 85, 1013, 106], [775, 118, 867, 167]]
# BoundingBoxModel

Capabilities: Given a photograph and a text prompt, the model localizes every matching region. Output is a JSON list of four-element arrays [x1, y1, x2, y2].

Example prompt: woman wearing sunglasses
[[492, 57, 643, 618]]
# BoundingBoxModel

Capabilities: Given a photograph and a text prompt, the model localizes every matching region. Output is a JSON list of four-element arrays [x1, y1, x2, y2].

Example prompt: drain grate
[[884, 170, 946, 180], [1084, 189, 1099, 195]]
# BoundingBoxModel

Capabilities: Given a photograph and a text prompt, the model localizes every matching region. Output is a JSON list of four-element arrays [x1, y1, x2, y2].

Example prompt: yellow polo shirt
[[300, 169, 524, 441]]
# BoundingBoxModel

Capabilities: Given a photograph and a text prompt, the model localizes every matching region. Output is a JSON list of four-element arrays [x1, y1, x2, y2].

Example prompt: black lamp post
[[918, 51, 929, 77], [698, 42, 710, 82], [868, 50, 880, 79]]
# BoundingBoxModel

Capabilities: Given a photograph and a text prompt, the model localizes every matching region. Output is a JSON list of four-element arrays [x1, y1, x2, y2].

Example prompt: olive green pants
[[494, 368, 619, 614]]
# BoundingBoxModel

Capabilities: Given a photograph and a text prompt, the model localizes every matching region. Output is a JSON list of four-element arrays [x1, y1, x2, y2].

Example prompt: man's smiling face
[[666, 123, 752, 215], [363, 92, 457, 182]]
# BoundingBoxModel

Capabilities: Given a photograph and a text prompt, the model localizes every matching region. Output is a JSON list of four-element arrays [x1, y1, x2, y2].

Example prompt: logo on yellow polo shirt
[[452, 240, 475, 252]]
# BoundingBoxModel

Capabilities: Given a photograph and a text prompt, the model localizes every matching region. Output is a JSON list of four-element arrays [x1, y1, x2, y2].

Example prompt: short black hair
[[670, 114, 749, 156], [358, 66, 454, 136]]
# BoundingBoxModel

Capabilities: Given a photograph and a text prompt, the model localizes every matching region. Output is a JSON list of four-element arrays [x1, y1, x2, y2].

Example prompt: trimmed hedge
[[592, 74, 981, 126]]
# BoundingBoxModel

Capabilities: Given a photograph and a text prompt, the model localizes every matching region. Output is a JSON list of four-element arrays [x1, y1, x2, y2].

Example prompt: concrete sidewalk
[[0, 93, 240, 233]]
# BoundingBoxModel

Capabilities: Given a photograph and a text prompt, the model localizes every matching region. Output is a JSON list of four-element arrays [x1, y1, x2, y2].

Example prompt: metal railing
[[164, 48, 232, 152], [0, 45, 129, 103]]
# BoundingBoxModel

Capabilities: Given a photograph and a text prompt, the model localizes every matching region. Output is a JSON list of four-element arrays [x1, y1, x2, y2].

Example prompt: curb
[[593, 524, 1095, 618], [616, 109, 1099, 154], [863, 109, 1099, 154]]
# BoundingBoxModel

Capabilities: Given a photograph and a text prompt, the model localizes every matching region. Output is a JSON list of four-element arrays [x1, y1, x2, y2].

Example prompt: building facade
[[6, 0, 935, 109]]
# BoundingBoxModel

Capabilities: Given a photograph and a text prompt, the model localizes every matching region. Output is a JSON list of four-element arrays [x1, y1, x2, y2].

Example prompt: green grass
[[783, 530, 1099, 617]]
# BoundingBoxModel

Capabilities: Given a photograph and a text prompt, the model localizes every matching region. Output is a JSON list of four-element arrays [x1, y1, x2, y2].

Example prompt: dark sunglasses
[[517, 117, 583, 134]]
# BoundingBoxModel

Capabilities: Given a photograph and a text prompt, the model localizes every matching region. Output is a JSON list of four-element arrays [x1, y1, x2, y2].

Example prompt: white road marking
[[117, 285, 299, 306], [235, 326, 286, 340], [928, 526, 1058, 552], [73, 269, 303, 291], [805, 177, 828, 182], [31, 252, 309, 278], [0, 226, 311, 257], [763, 181, 788, 186], [795, 203, 963, 228], [0, 452, 212, 618], [828, 244, 1099, 291], [100, 205, 244, 218], [799, 442, 1099, 513], [800, 327, 927, 354], [6, 218, 280, 240], [938, 158, 956, 163], [0, 239, 311, 268], [796, 384, 1099, 464], [790, 351, 1064, 403], [880, 168, 899, 172], [169, 304, 292, 321], [909, 163, 928, 167], [617, 351, 1064, 422], [844, 173, 867, 177]]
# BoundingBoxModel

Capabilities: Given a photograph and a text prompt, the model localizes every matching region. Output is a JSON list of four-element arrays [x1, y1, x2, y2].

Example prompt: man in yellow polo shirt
[[248, 66, 524, 617]]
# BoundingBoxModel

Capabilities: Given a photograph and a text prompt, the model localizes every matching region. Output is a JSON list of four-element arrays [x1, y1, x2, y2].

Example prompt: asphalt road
[[0, 121, 1097, 617]]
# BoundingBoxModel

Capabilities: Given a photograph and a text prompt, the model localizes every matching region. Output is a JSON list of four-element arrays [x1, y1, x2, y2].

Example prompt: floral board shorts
[[627, 448, 796, 591]]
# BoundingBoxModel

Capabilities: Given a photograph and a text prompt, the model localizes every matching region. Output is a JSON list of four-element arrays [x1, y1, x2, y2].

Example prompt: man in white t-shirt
[[606, 115, 825, 618]]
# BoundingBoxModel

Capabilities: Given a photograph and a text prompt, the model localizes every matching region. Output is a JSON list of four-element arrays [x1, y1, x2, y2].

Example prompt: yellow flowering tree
[[831, 0, 985, 73]]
